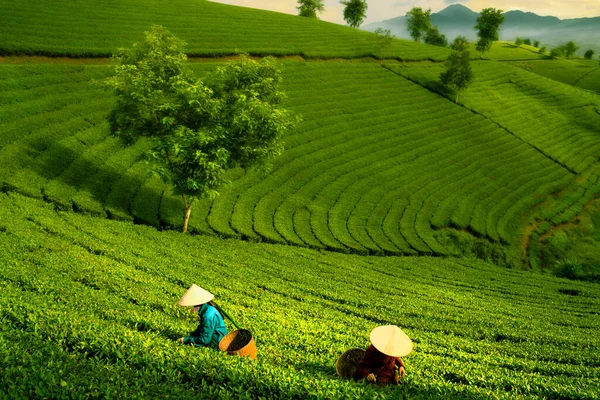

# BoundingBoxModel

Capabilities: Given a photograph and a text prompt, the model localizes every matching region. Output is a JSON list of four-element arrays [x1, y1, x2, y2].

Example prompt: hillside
[[2, 0, 600, 398], [0, 0, 449, 60], [364, 4, 600, 56], [1, 192, 599, 399], [2, 57, 600, 274]]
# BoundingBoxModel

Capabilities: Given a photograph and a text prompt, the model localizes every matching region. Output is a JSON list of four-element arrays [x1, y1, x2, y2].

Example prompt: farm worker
[[176, 284, 228, 349], [353, 325, 413, 385]]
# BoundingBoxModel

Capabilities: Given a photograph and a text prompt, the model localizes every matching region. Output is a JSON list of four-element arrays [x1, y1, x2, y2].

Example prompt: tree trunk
[[455, 93, 459, 104], [182, 195, 193, 233]]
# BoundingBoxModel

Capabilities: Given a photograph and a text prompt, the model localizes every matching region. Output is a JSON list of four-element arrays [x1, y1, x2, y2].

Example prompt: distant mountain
[[364, 5, 600, 56]]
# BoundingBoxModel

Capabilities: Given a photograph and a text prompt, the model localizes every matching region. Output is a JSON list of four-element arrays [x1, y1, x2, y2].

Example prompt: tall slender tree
[[340, 0, 368, 28], [474, 8, 504, 55], [406, 7, 432, 43], [297, 0, 325, 19], [440, 36, 474, 104]]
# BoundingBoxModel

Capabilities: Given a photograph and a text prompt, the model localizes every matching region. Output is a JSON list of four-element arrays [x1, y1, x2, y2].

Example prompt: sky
[[210, 0, 600, 25]]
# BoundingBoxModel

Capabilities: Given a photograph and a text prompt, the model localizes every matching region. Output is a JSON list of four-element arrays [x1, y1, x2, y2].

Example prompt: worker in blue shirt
[[177, 284, 228, 349]]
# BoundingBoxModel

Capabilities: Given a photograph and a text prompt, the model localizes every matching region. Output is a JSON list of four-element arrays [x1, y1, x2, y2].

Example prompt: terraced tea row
[[0, 62, 581, 259], [392, 61, 600, 174], [1, 192, 599, 398], [506, 59, 600, 94], [1, 0, 450, 61]]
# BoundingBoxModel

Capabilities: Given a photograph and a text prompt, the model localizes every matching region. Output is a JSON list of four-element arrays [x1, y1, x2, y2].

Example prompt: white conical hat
[[178, 284, 214, 306], [369, 325, 413, 357]]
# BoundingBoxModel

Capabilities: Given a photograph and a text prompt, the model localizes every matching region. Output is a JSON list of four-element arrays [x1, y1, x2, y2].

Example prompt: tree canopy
[[474, 8, 504, 55], [104, 26, 299, 232], [425, 25, 447, 47], [297, 0, 325, 19], [584, 49, 594, 60], [440, 36, 474, 104], [340, 0, 368, 28], [372, 28, 394, 62], [405, 7, 431, 43]]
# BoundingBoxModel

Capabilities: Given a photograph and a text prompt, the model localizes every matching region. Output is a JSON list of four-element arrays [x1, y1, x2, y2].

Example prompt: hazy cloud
[[444, 0, 467, 4]]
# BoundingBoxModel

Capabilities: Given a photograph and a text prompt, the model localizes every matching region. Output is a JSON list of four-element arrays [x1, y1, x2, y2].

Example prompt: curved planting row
[[187, 63, 574, 255], [0, 62, 578, 258], [1, 192, 600, 399], [1, 0, 450, 60]]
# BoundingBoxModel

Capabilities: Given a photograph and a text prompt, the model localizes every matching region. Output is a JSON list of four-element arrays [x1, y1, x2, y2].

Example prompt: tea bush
[[1, 192, 599, 398]]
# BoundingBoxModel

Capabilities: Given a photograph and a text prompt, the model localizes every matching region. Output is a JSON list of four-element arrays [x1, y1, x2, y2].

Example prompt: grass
[[0, 0, 450, 61], [1, 191, 599, 399]]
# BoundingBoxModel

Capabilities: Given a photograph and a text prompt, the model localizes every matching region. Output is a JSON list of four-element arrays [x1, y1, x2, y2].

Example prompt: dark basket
[[336, 348, 366, 378]]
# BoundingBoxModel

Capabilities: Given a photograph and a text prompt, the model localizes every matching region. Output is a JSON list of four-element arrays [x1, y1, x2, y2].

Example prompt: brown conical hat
[[369, 325, 413, 357], [178, 284, 214, 306]]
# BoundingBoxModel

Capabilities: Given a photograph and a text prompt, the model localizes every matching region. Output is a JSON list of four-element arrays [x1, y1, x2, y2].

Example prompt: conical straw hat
[[178, 284, 214, 306], [369, 325, 413, 357]]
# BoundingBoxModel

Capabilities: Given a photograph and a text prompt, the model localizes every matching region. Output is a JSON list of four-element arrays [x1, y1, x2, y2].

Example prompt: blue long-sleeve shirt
[[183, 303, 228, 348]]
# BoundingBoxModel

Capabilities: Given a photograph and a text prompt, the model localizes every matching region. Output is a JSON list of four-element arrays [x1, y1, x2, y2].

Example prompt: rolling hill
[[2, 0, 600, 398]]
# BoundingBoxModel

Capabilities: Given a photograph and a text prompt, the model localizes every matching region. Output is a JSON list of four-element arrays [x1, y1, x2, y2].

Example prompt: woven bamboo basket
[[218, 329, 257, 360], [335, 348, 366, 378]]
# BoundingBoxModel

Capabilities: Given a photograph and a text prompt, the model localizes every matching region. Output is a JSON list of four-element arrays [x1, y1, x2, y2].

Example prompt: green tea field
[[2, 0, 600, 398], [0, 0, 449, 60], [1, 192, 599, 399]]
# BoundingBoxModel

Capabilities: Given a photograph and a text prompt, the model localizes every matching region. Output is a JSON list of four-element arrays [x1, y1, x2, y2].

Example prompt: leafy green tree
[[450, 36, 469, 52], [440, 37, 474, 103], [474, 8, 504, 55], [340, 0, 368, 28], [523, 38, 531, 46], [405, 7, 432, 43], [104, 26, 299, 232], [373, 28, 394, 63], [563, 41, 579, 58], [584, 49, 594, 60], [550, 46, 564, 58], [297, 0, 325, 19], [515, 37, 524, 46], [539, 45, 547, 54], [425, 25, 448, 47], [533, 40, 540, 48]]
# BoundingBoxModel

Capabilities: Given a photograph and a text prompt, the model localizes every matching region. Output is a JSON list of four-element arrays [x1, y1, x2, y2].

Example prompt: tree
[[440, 36, 474, 103], [584, 49, 594, 60], [405, 7, 431, 43], [550, 46, 564, 58], [474, 8, 504, 55], [523, 38, 531, 46], [425, 25, 448, 47], [533, 40, 540, 48], [515, 37, 524, 47], [340, 0, 368, 28], [539, 45, 547, 54], [104, 26, 299, 233], [450, 36, 469, 52], [373, 28, 394, 63], [563, 41, 579, 58], [297, 0, 325, 19]]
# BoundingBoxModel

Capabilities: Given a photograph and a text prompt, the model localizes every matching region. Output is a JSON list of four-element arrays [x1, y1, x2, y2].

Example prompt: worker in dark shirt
[[353, 325, 413, 385]]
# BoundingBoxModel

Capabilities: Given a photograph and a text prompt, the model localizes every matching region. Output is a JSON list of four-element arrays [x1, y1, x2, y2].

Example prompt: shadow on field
[[26, 137, 151, 219]]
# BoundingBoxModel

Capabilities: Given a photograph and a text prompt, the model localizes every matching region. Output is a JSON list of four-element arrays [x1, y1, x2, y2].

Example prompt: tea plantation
[[2, 0, 600, 397], [0, 0, 449, 60], [1, 192, 599, 399], [2, 59, 599, 266]]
